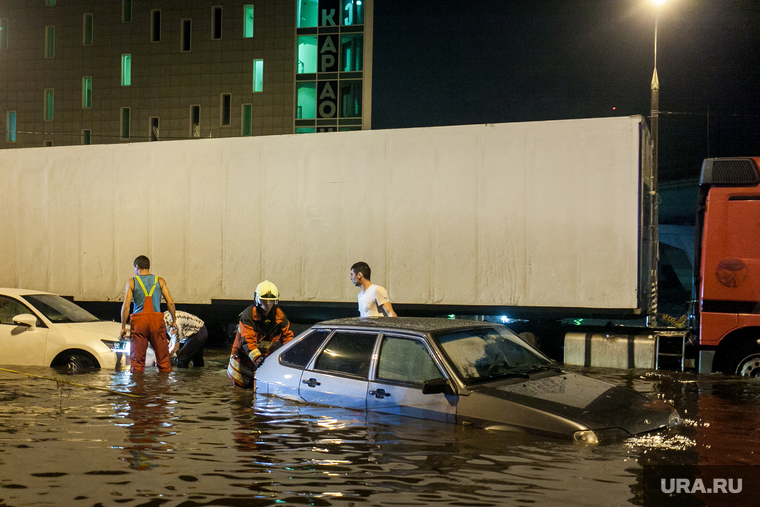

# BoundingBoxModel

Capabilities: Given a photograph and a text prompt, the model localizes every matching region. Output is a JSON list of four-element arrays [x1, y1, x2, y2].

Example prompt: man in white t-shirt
[[350, 261, 397, 317]]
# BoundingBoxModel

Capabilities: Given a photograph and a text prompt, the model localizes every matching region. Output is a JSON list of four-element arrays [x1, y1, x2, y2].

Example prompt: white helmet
[[255, 280, 279, 306]]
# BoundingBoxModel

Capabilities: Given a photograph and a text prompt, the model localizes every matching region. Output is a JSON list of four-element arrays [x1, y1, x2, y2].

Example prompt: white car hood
[[60, 320, 122, 340]]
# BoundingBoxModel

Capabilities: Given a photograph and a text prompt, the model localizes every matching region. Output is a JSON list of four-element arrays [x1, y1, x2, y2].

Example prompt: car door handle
[[369, 388, 391, 399], [302, 377, 321, 388]]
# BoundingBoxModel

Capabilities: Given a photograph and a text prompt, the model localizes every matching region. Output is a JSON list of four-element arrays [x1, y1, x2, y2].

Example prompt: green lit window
[[1, 19, 9, 50], [82, 77, 92, 108], [341, 0, 364, 26], [81, 129, 91, 145], [6, 111, 16, 142], [253, 59, 263, 92], [297, 36, 317, 74], [190, 105, 200, 137], [120, 107, 130, 139], [121, 54, 131, 86], [83, 14, 93, 46], [123, 0, 132, 23], [297, 0, 318, 28], [241, 104, 252, 136], [340, 80, 362, 118], [295, 128, 316, 134], [296, 82, 316, 119], [45, 26, 55, 58], [243, 5, 254, 38], [44, 89, 54, 120], [45, 0, 56, 6], [181, 19, 191, 52], [341, 34, 363, 72]]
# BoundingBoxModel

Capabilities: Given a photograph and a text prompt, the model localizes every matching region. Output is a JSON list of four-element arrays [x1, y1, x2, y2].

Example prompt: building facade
[[0, 0, 373, 148]]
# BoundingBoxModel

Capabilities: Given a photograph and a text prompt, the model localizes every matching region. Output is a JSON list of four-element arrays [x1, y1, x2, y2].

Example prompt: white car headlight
[[102, 339, 130, 354]]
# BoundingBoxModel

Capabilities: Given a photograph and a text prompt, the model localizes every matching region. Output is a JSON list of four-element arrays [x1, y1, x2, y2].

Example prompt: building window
[[1, 19, 9, 50], [296, 82, 316, 119], [6, 111, 16, 142], [45, 26, 55, 58], [220, 94, 231, 126], [241, 104, 252, 136], [297, 36, 317, 74], [190, 105, 200, 137], [150, 117, 159, 141], [211, 6, 222, 40], [123, 0, 132, 23], [44, 140, 53, 147], [243, 5, 254, 38], [295, 128, 316, 134], [81, 129, 91, 145], [121, 54, 131, 86], [341, 34, 363, 72], [120, 108, 130, 139], [44, 89, 54, 120], [82, 77, 92, 108], [253, 59, 263, 92], [297, 0, 318, 28], [340, 80, 362, 118], [151, 10, 161, 42], [45, 0, 56, 6], [181, 19, 191, 52], [341, 0, 364, 26], [83, 14, 93, 46]]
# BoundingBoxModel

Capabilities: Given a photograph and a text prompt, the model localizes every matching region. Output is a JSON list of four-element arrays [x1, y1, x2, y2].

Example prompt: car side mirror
[[13, 314, 38, 330], [422, 377, 455, 396]]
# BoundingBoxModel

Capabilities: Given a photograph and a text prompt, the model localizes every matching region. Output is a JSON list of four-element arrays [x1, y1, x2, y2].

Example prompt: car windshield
[[22, 294, 100, 323], [435, 326, 553, 383]]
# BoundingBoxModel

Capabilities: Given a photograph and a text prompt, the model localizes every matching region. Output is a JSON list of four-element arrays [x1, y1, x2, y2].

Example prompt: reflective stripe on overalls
[[129, 275, 172, 373]]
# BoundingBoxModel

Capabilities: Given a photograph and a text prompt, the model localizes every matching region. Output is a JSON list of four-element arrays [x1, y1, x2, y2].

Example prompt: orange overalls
[[129, 275, 172, 373]]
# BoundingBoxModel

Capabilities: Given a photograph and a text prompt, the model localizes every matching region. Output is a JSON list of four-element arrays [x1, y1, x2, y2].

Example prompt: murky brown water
[[2, 349, 760, 506]]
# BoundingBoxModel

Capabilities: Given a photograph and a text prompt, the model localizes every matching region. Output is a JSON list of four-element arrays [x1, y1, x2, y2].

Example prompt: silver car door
[[367, 334, 457, 424], [0, 296, 48, 366], [298, 331, 378, 411]]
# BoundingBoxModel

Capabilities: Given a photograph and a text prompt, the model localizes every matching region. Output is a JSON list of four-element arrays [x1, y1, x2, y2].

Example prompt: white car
[[0, 288, 130, 371]]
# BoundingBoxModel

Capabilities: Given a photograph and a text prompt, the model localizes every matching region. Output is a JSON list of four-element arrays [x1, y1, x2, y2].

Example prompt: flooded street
[[2, 349, 760, 507]]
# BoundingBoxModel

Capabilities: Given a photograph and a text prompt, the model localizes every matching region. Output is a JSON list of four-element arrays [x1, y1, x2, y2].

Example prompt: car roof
[[313, 316, 502, 334], [0, 288, 55, 297]]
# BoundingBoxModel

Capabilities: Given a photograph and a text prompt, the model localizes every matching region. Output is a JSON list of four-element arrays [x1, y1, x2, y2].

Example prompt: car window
[[313, 331, 377, 378], [377, 335, 443, 385], [280, 329, 331, 368], [22, 294, 99, 323], [0, 296, 36, 325]]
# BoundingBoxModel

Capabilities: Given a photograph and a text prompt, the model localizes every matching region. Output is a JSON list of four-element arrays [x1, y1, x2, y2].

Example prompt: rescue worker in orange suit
[[228, 280, 294, 388], [120, 255, 176, 373]]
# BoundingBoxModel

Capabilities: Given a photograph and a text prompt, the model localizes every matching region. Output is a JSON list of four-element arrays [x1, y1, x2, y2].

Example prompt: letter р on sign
[[319, 34, 338, 73]]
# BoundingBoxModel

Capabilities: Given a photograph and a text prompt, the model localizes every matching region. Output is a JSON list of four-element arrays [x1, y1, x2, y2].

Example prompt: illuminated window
[[45, 26, 55, 58], [1, 18, 9, 50], [220, 94, 231, 126], [6, 111, 16, 142], [121, 54, 131, 86], [44, 89, 54, 120], [150, 117, 159, 141], [297, 36, 317, 74], [120, 108, 130, 139], [83, 14, 93, 46], [295, 128, 316, 134], [253, 59, 263, 92], [341, 0, 364, 26], [341, 34, 363, 72], [190, 105, 200, 137], [151, 10, 161, 42], [181, 19, 191, 52], [122, 0, 132, 23], [297, 0, 317, 28], [45, 0, 56, 6], [81, 129, 91, 145], [211, 6, 222, 40], [243, 5, 254, 38], [241, 104, 252, 136], [82, 77, 92, 108], [340, 80, 362, 118], [296, 82, 316, 119]]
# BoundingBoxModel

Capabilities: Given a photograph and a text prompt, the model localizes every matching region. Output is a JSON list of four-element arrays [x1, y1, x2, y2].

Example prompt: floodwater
[[1, 349, 760, 507]]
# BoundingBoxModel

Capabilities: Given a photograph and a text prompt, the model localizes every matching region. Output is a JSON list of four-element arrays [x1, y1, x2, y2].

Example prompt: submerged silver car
[[255, 317, 679, 443]]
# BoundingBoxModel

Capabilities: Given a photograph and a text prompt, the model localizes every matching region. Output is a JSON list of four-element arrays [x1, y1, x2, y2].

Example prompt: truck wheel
[[56, 353, 100, 372], [726, 342, 760, 377]]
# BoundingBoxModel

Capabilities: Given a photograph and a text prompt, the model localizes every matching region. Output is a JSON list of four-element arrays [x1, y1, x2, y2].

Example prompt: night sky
[[371, 0, 760, 182]]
